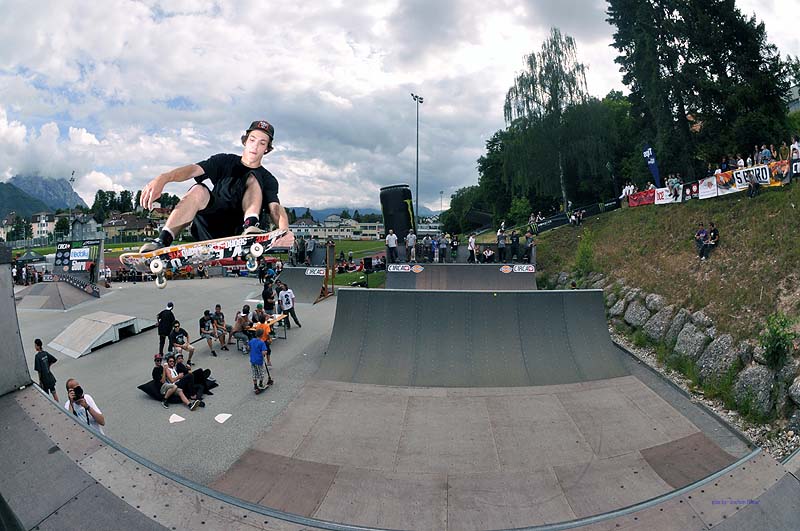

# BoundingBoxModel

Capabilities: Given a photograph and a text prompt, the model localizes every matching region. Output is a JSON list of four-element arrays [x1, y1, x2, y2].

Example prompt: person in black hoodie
[[157, 302, 176, 355]]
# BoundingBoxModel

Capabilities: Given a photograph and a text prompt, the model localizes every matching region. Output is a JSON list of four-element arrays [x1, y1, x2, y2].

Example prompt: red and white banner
[[627, 189, 655, 207], [682, 181, 699, 201], [654, 187, 680, 204], [698, 176, 718, 199]]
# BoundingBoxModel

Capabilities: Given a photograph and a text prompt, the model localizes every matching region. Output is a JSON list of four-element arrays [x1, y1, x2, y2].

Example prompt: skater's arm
[[267, 202, 289, 231], [140, 164, 205, 210]]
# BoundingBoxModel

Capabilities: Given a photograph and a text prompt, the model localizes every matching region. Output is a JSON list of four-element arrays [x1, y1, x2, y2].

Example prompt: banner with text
[[715, 169, 741, 196], [628, 189, 655, 207], [654, 187, 680, 204]]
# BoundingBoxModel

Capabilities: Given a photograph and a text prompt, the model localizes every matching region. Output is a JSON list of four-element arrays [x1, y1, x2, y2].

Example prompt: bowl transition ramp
[[277, 266, 328, 303], [385, 263, 537, 290], [318, 288, 628, 387]]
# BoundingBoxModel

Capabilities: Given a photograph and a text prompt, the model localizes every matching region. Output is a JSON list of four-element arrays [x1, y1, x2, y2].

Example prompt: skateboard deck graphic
[[120, 229, 294, 288]]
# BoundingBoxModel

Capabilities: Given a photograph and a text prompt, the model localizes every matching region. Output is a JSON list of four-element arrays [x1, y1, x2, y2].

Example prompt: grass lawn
[[332, 270, 386, 288]]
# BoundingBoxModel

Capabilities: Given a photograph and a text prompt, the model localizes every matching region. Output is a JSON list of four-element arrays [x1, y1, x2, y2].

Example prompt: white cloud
[[0, 0, 796, 210]]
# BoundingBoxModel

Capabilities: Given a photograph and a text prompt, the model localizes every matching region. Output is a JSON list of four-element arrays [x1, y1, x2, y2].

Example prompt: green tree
[[118, 190, 134, 212], [504, 27, 588, 210], [353, 209, 362, 222], [477, 131, 512, 225], [288, 208, 297, 224], [134, 190, 142, 210], [507, 196, 532, 227], [340, 209, 351, 219], [9, 216, 31, 240], [55, 217, 70, 235], [91, 190, 109, 223], [302, 208, 312, 220]]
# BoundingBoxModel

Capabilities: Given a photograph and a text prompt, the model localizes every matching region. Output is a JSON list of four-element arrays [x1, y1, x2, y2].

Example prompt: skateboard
[[120, 229, 294, 289]]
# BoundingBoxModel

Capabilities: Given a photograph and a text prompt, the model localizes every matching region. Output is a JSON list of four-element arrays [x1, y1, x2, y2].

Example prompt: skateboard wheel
[[150, 259, 164, 274], [250, 242, 264, 257], [155, 275, 167, 289], [246, 259, 258, 272]]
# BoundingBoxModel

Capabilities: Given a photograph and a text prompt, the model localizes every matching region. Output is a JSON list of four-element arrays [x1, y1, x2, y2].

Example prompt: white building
[[289, 215, 384, 240], [31, 212, 55, 238]]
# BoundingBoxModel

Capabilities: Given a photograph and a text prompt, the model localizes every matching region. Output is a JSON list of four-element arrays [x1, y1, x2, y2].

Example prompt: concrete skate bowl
[[3, 285, 800, 530], [277, 266, 331, 303], [385, 263, 537, 291]]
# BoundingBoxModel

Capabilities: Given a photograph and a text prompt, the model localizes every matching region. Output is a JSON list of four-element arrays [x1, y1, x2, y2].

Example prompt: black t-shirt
[[169, 328, 188, 345], [511, 234, 520, 246], [157, 309, 175, 335], [213, 311, 225, 326], [194, 154, 279, 237], [709, 228, 719, 243], [152, 366, 163, 385]]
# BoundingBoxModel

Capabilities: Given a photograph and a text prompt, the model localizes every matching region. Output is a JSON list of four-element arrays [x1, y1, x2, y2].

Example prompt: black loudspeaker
[[363, 257, 373, 271], [380, 184, 415, 236]]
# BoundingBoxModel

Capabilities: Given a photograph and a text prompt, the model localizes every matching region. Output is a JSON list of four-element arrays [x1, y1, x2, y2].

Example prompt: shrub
[[760, 312, 796, 371], [574, 229, 595, 276]]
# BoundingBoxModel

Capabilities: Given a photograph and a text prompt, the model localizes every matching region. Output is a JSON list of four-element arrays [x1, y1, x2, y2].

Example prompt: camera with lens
[[72, 386, 84, 401]]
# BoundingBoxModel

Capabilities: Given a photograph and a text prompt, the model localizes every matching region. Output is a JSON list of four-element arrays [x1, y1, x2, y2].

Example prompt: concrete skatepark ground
[[3, 272, 800, 530]]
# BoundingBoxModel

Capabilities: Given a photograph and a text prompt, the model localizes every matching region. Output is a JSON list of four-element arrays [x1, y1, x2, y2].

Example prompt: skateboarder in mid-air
[[138, 120, 289, 252]]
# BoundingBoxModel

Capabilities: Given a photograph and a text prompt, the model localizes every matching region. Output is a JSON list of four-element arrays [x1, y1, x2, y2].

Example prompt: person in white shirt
[[385, 229, 399, 263], [405, 230, 417, 263], [467, 233, 477, 263], [277, 281, 301, 328], [64, 379, 106, 435]]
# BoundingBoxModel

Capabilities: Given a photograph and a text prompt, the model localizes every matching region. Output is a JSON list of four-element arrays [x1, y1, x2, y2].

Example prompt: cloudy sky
[[0, 1, 796, 212]]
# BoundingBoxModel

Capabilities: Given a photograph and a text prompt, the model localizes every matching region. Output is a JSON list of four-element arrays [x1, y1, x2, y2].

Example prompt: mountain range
[[10, 175, 87, 210], [287, 205, 435, 221], [0, 183, 52, 220]]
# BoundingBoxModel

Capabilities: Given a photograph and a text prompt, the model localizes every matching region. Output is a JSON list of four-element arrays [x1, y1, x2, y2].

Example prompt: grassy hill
[[534, 184, 800, 339]]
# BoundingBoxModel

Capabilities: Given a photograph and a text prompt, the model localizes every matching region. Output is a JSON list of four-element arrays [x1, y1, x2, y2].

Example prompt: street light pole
[[411, 93, 423, 232], [68, 170, 75, 241], [440, 190, 443, 215]]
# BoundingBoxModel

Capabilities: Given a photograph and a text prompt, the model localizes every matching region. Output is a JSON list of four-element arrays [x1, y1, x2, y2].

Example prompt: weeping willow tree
[[504, 28, 588, 211]]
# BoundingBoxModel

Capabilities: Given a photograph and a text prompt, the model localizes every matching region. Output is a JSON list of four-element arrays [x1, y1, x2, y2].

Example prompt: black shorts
[[190, 182, 246, 240]]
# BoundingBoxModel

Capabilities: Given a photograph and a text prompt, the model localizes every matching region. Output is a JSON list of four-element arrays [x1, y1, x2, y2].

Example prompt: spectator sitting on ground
[[694, 223, 708, 260], [174, 352, 212, 399], [64, 379, 106, 434], [646, 181, 656, 190], [163, 355, 201, 406], [482, 247, 495, 263], [152, 354, 195, 409], [199, 309, 226, 356], [169, 320, 196, 362]]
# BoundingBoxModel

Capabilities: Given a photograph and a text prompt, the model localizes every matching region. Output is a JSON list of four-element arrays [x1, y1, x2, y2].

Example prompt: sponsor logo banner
[[499, 265, 512, 274], [411, 264, 425, 273], [793, 160, 800, 178], [769, 160, 790, 186], [682, 181, 699, 201], [512, 264, 536, 273], [733, 165, 770, 188], [628, 189, 655, 207], [655, 187, 680, 204], [714, 170, 739, 195], [70, 248, 90, 261], [387, 264, 411, 272], [305, 267, 325, 276], [698, 176, 718, 199]]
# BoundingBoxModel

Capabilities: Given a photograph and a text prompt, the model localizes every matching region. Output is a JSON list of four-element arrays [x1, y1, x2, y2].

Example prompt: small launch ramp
[[385, 263, 537, 290], [15, 281, 95, 310], [48, 311, 156, 358], [319, 288, 626, 387], [277, 266, 329, 303]]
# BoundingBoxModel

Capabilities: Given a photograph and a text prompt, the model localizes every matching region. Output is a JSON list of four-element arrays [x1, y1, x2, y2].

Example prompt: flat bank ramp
[[318, 288, 628, 387], [277, 267, 327, 303], [385, 263, 537, 290]]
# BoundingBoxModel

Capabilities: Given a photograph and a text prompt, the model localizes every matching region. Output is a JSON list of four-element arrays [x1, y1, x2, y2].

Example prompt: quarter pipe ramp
[[318, 288, 626, 387], [385, 263, 537, 290], [277, 266, 329, 303]]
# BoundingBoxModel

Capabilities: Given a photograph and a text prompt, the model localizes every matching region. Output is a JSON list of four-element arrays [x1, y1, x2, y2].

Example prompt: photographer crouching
[[64, 379, 106, 435]]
